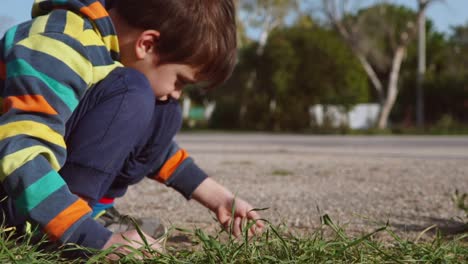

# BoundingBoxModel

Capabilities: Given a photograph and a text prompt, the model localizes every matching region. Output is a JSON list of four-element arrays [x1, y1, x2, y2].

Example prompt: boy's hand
[[102, 229, 163, 260], [192, 178, 264, 237], [216, 197, 264, 237]]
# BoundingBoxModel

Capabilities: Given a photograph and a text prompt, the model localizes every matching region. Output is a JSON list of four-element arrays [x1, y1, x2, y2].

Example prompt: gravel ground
[[116, 134, 468, 239]]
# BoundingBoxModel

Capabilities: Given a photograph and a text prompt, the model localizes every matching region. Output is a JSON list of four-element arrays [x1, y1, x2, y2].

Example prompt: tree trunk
[[239, 21, 276, 128], [377, 46, 406, 129], [355, 51, 385, 104]]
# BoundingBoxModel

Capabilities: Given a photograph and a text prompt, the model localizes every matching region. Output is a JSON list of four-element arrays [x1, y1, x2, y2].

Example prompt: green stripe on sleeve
[[4, 25, 18, 53], [7, 59, 78, 110], [53, 0, 68, 4], [15, 170, 66, 214]]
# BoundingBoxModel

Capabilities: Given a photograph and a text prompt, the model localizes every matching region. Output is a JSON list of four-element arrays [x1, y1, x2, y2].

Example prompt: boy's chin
[[157, 96, 169, 101]]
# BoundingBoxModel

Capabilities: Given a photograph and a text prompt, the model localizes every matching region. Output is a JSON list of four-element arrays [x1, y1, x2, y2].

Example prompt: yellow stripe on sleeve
[[77, 30, 119, 55], [17, 34, 93, 86], [0, 145, 61, 181], [92, 63, 121, 84], [78, 30, 105, 46], [63, 11, 85, 37], [28, 14, 49, 36], [102, 35, 120, 54], [0, 120, 66, 149]]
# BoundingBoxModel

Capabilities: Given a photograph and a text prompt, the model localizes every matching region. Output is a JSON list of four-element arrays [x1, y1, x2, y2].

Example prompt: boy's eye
[[177, 73, 197, 87]]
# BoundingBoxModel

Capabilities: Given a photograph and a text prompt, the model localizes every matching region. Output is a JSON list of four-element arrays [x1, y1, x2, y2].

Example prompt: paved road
[[121, 133, 468, 239], [177, 133, 468, 160]]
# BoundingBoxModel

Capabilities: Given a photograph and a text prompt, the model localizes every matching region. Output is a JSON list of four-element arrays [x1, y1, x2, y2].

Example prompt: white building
[[309, 104, 380, 129]]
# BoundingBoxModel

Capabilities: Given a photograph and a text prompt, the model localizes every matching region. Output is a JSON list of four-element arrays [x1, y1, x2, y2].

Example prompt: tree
[[237, 0, 300, 50], [396, 23, 468, 125], [235, 0, 299, 125], [321, 0, 436, 129], [211, 16, 369, 131], [254, 18, 369, 130], [209, 43, 259, 129], [415, 0, 429, 128], [392, 18, 447, 125]]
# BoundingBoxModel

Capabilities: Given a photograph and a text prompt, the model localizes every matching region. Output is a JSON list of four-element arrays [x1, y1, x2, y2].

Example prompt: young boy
[[0, 0, 263, 254]]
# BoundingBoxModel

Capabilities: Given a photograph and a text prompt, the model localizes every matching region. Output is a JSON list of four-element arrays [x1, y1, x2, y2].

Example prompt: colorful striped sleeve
[[0, 26, 111, 248], [152, 142, 208, 199]]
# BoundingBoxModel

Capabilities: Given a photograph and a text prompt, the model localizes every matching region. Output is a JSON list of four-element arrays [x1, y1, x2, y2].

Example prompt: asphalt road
[[176, 133, 468, 160], [120, 133, 468, 240]]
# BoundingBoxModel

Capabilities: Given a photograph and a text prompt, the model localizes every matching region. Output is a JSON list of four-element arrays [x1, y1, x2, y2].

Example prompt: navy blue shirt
[[60, 67, 207, 205]]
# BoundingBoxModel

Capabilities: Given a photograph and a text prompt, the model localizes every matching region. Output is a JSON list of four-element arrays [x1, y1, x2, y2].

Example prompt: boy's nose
[[170, 90, 182, 100]]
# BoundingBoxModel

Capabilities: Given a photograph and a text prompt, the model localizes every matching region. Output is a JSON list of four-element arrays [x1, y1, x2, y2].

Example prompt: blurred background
[[2, 0, 468, 134]]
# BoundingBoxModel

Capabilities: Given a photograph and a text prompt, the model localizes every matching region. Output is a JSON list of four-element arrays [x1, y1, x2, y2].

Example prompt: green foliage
[[209, 96, 241, 130], [2, 215, 467, 263], [210, 2, 468, 132], [271, 169, 293, 176], [256, 21, 368, 130], [0, 229, 83, 263], [209, 43, 258, 130], [349, 3, 468, 129], [395, 73, 468, 127], [211, 16, 369, 131], [393, 17, 468, 127], [452, 190, 468, 220]]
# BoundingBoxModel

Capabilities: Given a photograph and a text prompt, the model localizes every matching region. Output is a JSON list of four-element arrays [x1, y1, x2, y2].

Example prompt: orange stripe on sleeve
[[3, 95, 58, 115], [156, 149, 189, 182], [44, 199, 91, 241], [0, 60, 5, 79], [80, 2, 109, 20]]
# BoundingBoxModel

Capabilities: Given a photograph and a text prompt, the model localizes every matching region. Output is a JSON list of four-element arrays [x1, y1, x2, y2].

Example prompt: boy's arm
[[149, 142, 263, 236], [0, 31, 111, 248]]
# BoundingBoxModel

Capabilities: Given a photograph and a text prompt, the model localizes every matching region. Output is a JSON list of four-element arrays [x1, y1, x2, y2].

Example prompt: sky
[[1, 0, 468, 35]]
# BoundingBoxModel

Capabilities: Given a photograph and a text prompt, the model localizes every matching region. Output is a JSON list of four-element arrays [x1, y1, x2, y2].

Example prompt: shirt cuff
[[165, 159, 208, 199], [65, 217, 113, 249]]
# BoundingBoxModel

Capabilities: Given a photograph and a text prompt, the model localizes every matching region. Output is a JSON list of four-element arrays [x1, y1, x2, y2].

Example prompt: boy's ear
[[134, 30, 161, 60]]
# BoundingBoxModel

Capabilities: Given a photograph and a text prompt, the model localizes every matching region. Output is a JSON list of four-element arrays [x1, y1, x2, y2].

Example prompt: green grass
[[1, 215, 467, 263], [271, 169, 293, 176], [453, 190, 468, 219]]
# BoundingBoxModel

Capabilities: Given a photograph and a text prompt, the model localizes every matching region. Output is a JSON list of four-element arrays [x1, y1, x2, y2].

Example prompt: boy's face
[[134, 61, 197, 101], [119, 29, 198, 101]]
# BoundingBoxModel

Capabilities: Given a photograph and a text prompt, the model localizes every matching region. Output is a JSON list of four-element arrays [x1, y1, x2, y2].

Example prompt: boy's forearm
[[191, 177, 234, 212]]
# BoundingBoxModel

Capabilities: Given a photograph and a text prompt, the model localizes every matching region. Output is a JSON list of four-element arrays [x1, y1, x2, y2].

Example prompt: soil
[[116, 134, 468, 241]]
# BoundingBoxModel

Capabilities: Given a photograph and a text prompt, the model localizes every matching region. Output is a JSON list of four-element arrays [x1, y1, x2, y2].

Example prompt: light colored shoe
[[96, 207, 167, 241]]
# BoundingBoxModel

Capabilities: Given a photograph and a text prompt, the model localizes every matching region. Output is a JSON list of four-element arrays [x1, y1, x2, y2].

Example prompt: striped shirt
[[0, 0, 121, 248]]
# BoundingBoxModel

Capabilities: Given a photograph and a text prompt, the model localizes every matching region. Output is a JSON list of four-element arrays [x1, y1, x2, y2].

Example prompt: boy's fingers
[[247, 210, 260, 220], [256, 221, 265, 234], [233, 216, 242, 237], [217, 209, 231, 226], [248, 220, 264, 237], [256, 218, 265, 229], [248, 225, 257, 237]]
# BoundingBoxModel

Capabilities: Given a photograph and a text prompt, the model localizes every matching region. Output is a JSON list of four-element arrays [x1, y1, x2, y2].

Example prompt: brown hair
[[114, 0, 237, 89]]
